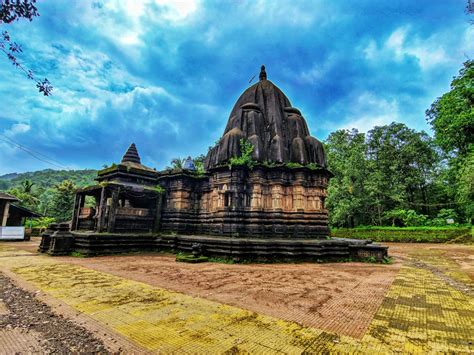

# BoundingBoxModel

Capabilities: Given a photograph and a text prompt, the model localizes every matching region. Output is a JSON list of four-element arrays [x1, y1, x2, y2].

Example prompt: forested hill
[[0, 169, 97, 190]]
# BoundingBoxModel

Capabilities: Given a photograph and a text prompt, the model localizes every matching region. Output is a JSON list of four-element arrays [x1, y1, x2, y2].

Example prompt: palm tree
[[170, 158, 185, 170], [20, 179, 35, 193]]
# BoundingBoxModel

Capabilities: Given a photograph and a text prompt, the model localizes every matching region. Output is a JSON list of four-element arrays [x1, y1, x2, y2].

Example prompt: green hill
[[0, 169, 98, 190]]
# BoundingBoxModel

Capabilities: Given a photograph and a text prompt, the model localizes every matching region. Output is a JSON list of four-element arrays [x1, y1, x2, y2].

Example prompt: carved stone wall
[[158, 166, 330, 238]]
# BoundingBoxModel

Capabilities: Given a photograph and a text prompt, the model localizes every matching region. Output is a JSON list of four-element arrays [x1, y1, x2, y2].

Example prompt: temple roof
[[205, 65, 327, 169], [96, 143, 158, 184], [121, 143, 141, 164]]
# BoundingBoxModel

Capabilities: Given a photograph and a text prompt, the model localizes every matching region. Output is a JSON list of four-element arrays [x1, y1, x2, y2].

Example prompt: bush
[[331, 226, 472, 243], [383, 209, 428, 227], [25, 217, 55, 229]]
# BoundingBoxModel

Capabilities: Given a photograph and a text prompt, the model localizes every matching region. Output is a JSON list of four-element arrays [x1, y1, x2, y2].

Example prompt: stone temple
[[42, 66, 387, 260]]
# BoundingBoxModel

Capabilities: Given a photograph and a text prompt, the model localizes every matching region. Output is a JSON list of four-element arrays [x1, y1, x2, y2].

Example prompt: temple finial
[[121, 143, 141, 164], [259, 65, 267, 81]]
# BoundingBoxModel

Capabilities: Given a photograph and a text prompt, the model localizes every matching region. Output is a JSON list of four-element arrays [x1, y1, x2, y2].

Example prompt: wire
[[0, 134, 70, 170]]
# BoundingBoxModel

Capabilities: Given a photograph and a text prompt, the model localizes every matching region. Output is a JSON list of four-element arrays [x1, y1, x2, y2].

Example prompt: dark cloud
[[0, 0, 472, 174]]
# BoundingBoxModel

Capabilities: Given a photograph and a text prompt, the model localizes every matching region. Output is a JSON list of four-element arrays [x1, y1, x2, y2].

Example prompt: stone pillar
[[1, 201, 10, 227], [71, 193, 82, 231], [96, 187, 107, 232], [153, 193, 163, 233], [107, 188, 120, 233]]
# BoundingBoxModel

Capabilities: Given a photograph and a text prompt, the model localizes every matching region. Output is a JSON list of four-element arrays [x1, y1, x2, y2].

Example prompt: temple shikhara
[[40, 66, 387, 260]]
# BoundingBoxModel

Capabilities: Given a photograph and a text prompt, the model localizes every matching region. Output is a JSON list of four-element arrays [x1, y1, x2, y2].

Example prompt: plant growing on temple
[[48, 180, 77, 222], [170, 158, 186, 170], [261, 160, 278, 168], [0, 0, 52, 95], [306, 163, 320, 170], [285, 162, 303, 169], [153, 185, 165, 194], [228, 139, 255, 169], [193, 154, 206, 176]]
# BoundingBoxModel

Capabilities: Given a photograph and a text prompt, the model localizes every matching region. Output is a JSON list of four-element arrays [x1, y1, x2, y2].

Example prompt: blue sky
[[0, 0, 472, 175]]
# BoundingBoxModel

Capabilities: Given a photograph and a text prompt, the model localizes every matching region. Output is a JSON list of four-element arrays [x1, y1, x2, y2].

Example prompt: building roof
[[0, 192, 19, 201], [9, 204, 41, 218], [205, 65, 327, 169], [96, 143, 158, 183]]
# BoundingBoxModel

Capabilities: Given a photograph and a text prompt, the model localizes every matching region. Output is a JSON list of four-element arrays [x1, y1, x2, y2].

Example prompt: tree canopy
[[426, 60, 473, 156]]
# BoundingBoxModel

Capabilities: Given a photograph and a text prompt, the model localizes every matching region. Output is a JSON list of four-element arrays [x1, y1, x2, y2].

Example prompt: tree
[[0, 0, 52, 95], [426, 60, 473, 157], [48, 180, 77, 222], [325, 123, 441, 227], [325, 129, 368, 227], [426, 61, 474, 222], [170, 158, 185, 170], [366, 123, 439, 220], [20, 179, 34, 193]]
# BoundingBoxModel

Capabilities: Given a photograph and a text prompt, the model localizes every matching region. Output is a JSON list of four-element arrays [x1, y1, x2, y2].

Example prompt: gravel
[[0, 273, 108, 353]]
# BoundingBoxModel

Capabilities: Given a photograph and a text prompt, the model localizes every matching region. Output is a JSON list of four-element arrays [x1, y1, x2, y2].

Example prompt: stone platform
[[71, 232, 387, 260]]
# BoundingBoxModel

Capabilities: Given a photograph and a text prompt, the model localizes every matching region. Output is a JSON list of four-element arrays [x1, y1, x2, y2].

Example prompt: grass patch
[[176, 254, 209, 263], [70, 251, 87, 258]]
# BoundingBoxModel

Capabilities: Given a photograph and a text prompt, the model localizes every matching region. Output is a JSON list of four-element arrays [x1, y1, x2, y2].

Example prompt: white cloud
[[299, 55, 337, 84], [4, 123, 31, 137], [331, 92, 400, 132], [364, 26, 451, 70]]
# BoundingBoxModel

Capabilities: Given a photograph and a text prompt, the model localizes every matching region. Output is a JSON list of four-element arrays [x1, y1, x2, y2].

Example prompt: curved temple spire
[[205, 65, 328, 170]]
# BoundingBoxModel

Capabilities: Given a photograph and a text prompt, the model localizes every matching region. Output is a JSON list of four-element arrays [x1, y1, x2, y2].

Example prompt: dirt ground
[[1, 239, 472, 353], [0, 274, 107, 353], [6, 238, 471, 339]]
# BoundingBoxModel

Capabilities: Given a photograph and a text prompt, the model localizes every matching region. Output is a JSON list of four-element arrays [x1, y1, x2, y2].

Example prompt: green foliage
[[426, 61, 474, 222], [48, 180, 77, 222], [6, 187, 39, 211], [285, 162, 303, 169], [20, 179, 35, 193], [170, 158, 185, 170], [228, 139, 255, 169], [193, 154, 206, 176], [25, 217, 55, 229], [261, 160, 279, 168], [70, 251, 87, 258], [166, 155, 207, 176], [0, 169, 97, 190], [84, 196, 96, 208], [331, 226, 472, 243], [325, 129, 369, 227], [426, 60, 473, 156], [306, 163, 320, 170], [175, 254, 209, 263], [154, 185, 165, 194], [384, 209, 428, 227], [324, 123, 457, 227]]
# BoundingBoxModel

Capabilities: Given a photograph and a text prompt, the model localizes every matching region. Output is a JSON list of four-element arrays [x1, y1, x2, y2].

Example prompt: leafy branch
[[0, 0, 52, 95]]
